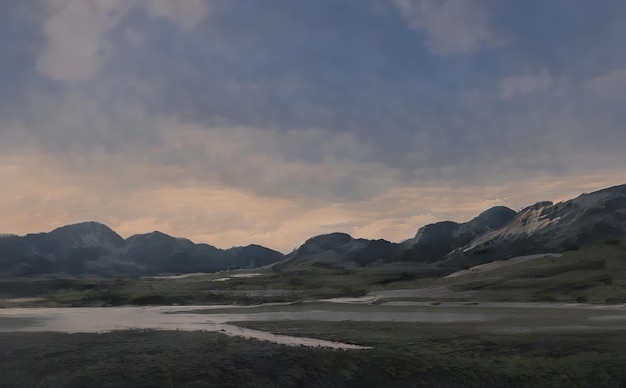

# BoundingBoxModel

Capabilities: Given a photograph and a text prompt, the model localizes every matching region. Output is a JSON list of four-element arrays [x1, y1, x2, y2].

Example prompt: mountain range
[[0, 224, 283, 276], [1, 184, 625, 276]]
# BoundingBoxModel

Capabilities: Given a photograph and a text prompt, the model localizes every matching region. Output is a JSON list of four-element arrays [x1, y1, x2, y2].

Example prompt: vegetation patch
[[2, 323, 625, 387]]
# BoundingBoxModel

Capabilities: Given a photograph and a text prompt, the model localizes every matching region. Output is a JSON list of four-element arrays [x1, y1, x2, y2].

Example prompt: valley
[[2, 184, 626, 387], [3, 236, 626, 308]]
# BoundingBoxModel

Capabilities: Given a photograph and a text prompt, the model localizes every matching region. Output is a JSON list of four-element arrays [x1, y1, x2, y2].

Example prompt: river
[[1, 301, 625, 349]]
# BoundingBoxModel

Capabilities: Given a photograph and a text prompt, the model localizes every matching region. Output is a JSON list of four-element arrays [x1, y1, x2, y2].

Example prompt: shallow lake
[[1, 302, 625, 348]]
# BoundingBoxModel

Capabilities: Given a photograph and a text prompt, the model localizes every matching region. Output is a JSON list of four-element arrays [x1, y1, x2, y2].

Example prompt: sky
[[1, 0, 626, 252]]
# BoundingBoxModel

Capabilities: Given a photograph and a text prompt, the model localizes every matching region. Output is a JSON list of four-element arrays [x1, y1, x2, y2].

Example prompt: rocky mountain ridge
[[399, 206, 517, 263], [443, 184, 626, 267], [1, 184, 625, 276], [275, 205, 518, 270]]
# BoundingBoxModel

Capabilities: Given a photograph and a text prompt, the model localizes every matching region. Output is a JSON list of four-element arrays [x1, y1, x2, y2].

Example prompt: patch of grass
[[231, 320, 626, 387], [433, 239, 626, 303], [2, 265, 450, 307], [2, 322, 625, 387]]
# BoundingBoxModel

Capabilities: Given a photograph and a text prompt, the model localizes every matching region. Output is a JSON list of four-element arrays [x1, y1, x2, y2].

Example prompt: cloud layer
[[1, 0, 626, 251]]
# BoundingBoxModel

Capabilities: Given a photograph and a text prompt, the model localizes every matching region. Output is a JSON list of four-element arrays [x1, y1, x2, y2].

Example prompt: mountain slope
[[400, 206, 517, 263], [3, 222, 127, 275], [275, 233, 399, 270], [443, 184, 626, 267]]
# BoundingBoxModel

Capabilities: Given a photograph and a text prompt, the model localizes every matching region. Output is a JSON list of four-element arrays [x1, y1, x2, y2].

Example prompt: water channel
[[1, 301, 625, 349]]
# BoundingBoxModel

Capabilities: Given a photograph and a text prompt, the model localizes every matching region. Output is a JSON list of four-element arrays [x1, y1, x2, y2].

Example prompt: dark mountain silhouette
[[400, 206, 517, 263], [1, 184, 625, 276], [274, 232, 398, 270], [0, 224, 284, 276]]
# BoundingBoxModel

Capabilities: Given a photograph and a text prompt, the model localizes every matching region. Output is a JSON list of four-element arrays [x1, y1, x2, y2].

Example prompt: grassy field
[[234, 320, 626, 386], [0, 265, 450, 307], [436, 238, 626, 304], [1, 322, 625, 387], [1, 238, 625, 308]]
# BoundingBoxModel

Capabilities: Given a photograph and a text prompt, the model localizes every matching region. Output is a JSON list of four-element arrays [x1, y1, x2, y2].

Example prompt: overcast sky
[[2, 0, 626, 252]]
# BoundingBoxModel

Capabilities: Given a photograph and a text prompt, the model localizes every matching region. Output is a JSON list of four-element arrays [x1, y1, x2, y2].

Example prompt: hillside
[[400, 206, 516, 263], [274, 233, 399, 271], [443, 184, 626, 267]]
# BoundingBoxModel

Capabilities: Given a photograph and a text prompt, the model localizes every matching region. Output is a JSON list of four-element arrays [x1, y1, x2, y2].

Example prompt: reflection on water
[[0, 305, 492, 349], [0, 306, 373, 349]]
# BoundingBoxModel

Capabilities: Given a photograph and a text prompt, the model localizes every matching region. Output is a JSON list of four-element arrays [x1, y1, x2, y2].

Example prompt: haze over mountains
[[1, 184, 625, 277]]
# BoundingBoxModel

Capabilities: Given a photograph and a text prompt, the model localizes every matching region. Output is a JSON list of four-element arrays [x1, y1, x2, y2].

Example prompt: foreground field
[[1, 240, 625, 386], [1, 322, 625, 387]]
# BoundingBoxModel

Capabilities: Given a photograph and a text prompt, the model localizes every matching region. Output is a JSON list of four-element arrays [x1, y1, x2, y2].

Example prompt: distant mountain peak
[[470, 206, 517, 228], [126, 231, 174, 241], [50, 221, 114, 233], [303, 232, 353, 244], [275, 232, 398, 270], [46, 221, 125, 249]]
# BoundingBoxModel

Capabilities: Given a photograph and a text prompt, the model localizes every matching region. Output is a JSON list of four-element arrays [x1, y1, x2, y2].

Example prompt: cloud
[[499, 70, 552, 98], [586, 67, 626, 99], [1, 75, 391, 202], [142, 0, 209, 31], [3, 1, 626, 251], [36, 0, 210, 82], [393, 0, 501, 55], [36, 0, 131, 82]]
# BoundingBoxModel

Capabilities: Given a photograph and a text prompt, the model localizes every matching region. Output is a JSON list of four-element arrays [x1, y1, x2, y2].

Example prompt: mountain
[[1, 183, 625, 276], [274, 232, 399, 271], [37, 222, 126, 250], [443, 184, 626, 267], [0, 222, 125, 276], [400, 206, 517, 263], [224, 244, 290, 268], [274, 185, 626, 270], [0, 224, 284, 276]]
